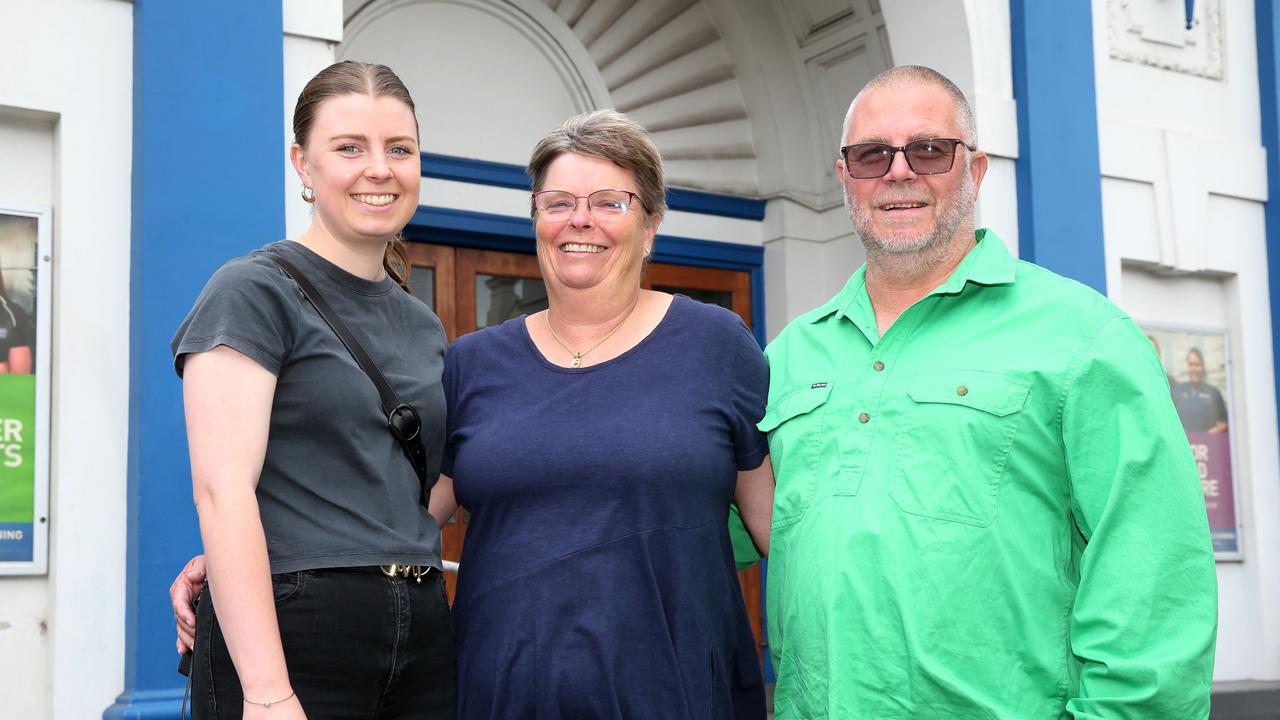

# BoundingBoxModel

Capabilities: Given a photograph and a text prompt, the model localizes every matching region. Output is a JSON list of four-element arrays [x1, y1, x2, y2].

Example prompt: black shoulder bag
[[266, 253, 433, 502]]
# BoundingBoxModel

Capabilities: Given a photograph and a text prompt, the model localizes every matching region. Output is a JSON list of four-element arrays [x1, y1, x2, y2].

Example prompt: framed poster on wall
[[0, 205, 51, 575], [1141, 323, 1242, 560]]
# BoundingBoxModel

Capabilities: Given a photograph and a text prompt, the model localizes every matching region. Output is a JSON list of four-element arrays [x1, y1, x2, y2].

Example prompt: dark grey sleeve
[[171, 255, 300, 377]]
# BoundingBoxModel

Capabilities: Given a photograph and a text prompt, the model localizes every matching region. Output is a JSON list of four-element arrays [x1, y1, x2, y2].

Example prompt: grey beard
[[846, 171, 977, 274]]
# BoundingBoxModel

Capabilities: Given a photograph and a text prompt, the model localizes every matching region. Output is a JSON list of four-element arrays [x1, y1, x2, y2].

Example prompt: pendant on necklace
[[571, 353, 582, 368]]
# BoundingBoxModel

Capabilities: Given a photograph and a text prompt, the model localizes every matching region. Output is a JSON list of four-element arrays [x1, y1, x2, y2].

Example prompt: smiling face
[[839, 82, 986, 257], [291, 93, 420, 247], [534, 152, 658, 296], [1187, 349, 1206, 384]]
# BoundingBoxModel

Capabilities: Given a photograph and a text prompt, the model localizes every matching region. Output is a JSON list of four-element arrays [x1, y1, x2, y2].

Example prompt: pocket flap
[[906, 370, 1030, 417], [758, 382, 833, 432]]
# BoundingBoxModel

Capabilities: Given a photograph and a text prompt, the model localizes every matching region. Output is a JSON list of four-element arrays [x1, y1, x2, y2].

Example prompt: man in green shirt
[[761, 65, 1217, 719]]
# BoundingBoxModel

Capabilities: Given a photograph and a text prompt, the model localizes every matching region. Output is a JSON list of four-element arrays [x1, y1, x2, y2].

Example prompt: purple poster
[[1142, 324, 1241, 559], [1188, 431, 1238, 554]]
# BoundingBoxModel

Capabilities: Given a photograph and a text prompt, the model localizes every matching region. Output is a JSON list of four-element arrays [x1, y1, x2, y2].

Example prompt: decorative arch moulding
[[344, 0, 611, 112]]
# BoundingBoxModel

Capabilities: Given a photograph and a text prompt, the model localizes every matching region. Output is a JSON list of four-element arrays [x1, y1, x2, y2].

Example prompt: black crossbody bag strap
[[267, 253, 431, 505]]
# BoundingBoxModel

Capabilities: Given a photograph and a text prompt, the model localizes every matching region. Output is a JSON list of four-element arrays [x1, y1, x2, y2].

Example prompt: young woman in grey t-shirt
[[170, 62, 455, 720]]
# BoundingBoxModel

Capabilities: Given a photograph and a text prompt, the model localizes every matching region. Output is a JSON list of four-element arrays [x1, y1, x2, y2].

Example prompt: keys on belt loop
[[379, 564, 428, 584]]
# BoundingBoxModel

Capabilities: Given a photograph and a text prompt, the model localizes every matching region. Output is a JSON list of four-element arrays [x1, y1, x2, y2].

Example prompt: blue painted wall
[[421, 153, 767, 220], [105, 2, 284, 717], [1009, 0, 1108, 293], [1257, 1, 1280, 477]]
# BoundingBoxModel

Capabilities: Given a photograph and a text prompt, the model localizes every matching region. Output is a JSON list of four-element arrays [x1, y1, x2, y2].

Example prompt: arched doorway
[[335, 0, 985, 686]]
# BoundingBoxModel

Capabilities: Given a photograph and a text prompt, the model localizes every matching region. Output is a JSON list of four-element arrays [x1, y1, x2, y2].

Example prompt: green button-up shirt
[[761, 230, 1217, 719]]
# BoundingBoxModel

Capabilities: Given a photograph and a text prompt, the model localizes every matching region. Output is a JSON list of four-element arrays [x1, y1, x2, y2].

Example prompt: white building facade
[[0, 0, 1275, 717]]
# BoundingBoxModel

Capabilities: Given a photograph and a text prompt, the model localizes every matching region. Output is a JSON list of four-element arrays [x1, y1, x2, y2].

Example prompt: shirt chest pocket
[[758, 382, 833, 529], [890, 370, 1031, 527]]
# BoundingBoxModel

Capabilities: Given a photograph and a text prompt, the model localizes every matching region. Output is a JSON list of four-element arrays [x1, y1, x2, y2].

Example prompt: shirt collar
[[809, 228, 1017, 326]]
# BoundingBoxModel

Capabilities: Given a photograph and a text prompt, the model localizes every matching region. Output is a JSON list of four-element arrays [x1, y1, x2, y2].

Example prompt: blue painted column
[[1009, 0, 1108, 293], [104, 1, 283, 717], [1257, 1, 1280, 474]]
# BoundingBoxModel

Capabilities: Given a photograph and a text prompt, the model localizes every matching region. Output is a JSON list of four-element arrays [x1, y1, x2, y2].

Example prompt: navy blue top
[[443, 295, 769, 720]]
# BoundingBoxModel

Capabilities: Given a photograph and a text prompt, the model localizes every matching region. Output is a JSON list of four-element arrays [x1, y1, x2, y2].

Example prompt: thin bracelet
[[244, 690, 295, 708]]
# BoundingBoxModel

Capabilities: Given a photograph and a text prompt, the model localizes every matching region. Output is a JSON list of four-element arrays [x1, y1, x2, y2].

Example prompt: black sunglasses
[[840, 138, 976, 179]]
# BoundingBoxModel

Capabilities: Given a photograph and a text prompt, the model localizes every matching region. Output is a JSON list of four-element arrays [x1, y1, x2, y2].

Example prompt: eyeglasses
[[839, 138, 976, 179], [532, 189, 643, 218]]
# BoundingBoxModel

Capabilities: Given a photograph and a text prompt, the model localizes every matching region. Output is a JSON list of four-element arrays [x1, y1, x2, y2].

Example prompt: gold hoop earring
[[301, 186, 316, 204]]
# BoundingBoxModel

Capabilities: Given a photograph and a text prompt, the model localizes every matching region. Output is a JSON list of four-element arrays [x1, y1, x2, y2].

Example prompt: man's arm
[[1062, 318, 1217, 719]]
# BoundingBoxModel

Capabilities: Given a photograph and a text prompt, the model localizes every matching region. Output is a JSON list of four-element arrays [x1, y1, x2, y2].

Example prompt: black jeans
[[190, 567, 456, 719]]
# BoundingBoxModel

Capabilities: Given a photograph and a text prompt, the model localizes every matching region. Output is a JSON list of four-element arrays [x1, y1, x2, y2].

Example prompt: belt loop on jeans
[[379, 564, 429, 584]]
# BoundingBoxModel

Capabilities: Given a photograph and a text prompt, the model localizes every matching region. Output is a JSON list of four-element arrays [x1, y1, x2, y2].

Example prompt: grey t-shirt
[[172, 240, 446, 573]]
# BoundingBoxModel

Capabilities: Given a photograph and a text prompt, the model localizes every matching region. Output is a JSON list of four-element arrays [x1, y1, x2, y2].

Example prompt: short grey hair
[[841, 65, 978, 149], [526, 110, 667, 219]]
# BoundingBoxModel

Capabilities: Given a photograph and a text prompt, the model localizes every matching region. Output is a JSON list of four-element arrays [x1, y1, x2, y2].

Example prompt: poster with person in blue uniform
[[1145, 326, 1239, 557], [0, 212, 37, 566]]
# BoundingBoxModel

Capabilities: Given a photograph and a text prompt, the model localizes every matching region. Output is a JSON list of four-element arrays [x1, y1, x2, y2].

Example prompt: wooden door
[[404, 243, 457, 339], [407, 247, 547, 599], [640, 261, 763, 664], [407, 244, 764, 663]]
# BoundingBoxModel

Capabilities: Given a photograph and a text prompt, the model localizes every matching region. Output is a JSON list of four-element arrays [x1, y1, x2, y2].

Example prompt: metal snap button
[[858, 412, 870, 423], [956, 386, 968, 396], [873, 361, 885, 372]]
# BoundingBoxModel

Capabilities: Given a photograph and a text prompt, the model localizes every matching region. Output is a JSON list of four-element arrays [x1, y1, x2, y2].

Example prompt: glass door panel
[[474, 274, 547, 328], [407, 267, 435, 310], [652, 285, 732, 310], [405, 243, 456, 340], [455, 248, 544, 334]]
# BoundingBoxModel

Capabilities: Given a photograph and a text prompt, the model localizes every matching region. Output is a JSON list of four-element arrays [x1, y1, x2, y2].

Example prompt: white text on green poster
[[0, 374, 35, 561]]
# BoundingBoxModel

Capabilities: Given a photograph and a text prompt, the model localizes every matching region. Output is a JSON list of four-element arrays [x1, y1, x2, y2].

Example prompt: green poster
[[0, 374, 35, 523]]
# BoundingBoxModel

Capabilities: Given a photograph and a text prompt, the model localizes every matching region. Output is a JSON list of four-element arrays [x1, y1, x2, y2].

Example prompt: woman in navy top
[[430, 110, 775, 719]]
